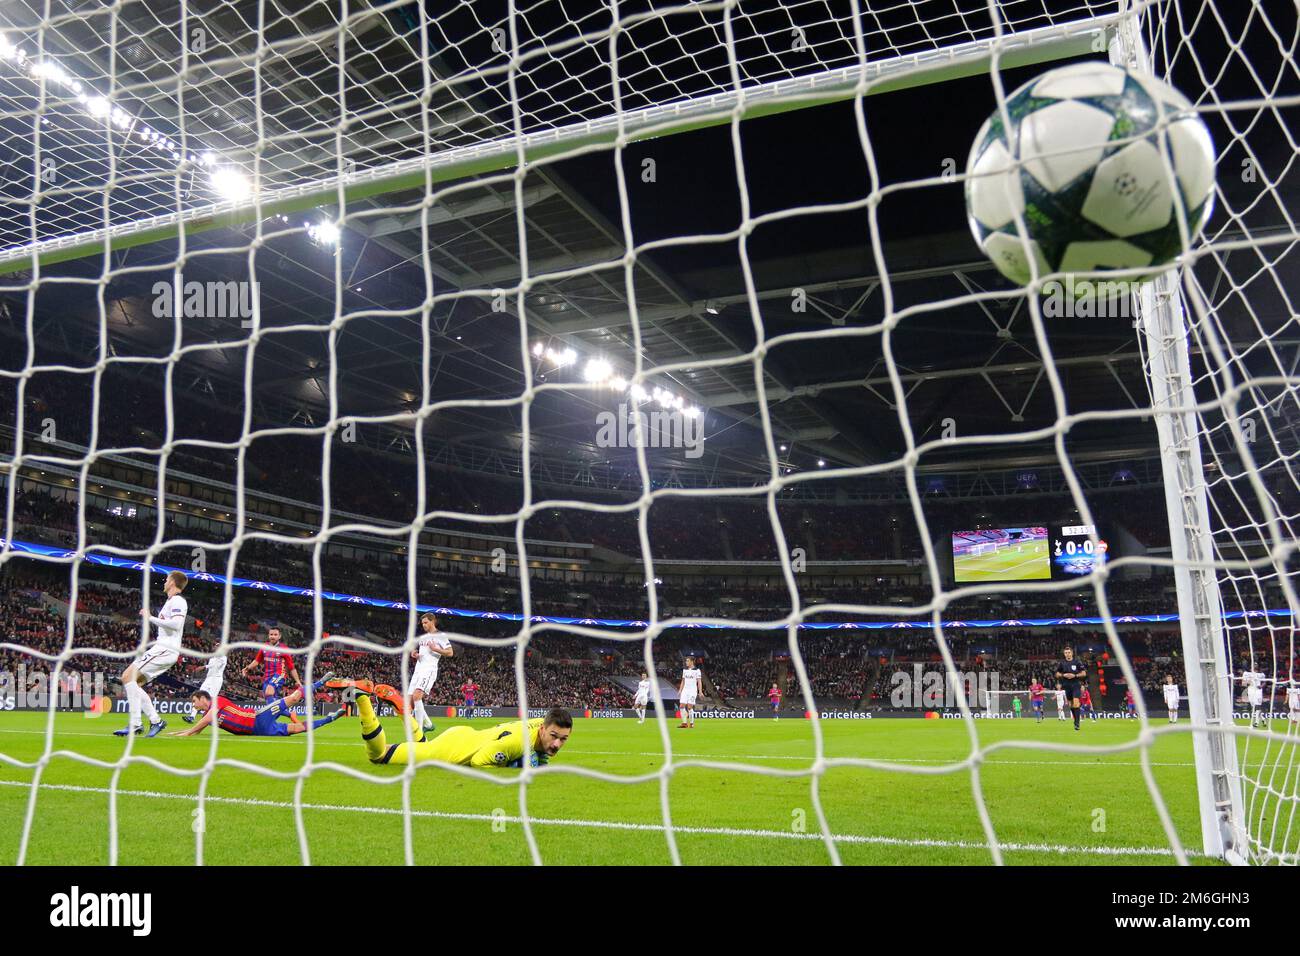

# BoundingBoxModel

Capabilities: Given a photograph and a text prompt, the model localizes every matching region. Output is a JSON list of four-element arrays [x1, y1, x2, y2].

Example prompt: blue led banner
[[3, 536, 1288, 631]]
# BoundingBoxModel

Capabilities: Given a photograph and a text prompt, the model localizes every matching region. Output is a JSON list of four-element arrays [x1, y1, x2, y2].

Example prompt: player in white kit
[[408, 613, 452, 731], [1243, 670, 1266, 727], [1054, 685, 1067, 720], [115, 570, 189, 738], [183, 648, 229, 723], [1162, 675, 1180, 723], [678, 657, 702, 729], [1287, 684, 1300, 723], [633, 671, 651, 724]]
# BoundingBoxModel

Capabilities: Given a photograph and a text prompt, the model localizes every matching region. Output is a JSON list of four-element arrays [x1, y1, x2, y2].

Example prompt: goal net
[[0, 0, 1296, 866]]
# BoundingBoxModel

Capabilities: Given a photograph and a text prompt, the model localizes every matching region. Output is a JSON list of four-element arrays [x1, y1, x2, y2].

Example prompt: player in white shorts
[[115, 570, 189, 738], [678, 657, 702, 729], [183, 650, 228, 723], [633, 671, 651, 724], [1287, 685, 1300, 723], [408, 613, 452, 731], [1162, 675, 1180, 723], [1243, 671, 1266, 727], [1054, 685, 1067, 720]]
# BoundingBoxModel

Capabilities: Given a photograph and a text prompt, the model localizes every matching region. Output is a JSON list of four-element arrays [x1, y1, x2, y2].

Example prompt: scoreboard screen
[[1050, 524, 1109, 579], [952, 527, 1050, 583], [952, 524, 1110, 584]]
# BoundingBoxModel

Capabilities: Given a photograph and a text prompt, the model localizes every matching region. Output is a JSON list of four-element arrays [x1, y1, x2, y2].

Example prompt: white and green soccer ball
[[965, 61, 1216, 288]]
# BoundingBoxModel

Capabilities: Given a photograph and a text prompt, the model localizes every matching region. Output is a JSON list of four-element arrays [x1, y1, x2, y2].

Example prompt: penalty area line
[[0, 779, 1194, 858]]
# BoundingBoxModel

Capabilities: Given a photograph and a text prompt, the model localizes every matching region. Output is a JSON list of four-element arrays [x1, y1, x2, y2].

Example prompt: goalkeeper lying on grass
[[336, 681, 571, 768]]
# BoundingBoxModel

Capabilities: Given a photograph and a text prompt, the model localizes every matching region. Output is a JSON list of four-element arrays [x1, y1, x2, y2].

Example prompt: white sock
[[126, 681, 143, 728], [137, 683, 160, 724], [413, 699, 429, 726]]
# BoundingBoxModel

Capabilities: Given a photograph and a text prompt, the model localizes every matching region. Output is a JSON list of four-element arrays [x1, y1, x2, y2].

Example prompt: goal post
[[1134, 269, 1245, 862], [1112, 4, 1293, 864]]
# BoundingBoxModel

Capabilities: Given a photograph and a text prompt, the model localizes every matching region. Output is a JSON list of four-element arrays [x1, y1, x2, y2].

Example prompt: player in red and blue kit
[[241, 626, 302, 701], [1080, 685, 1097, 721], [1029, 679, 1045, 723], [768, 683, 782, 720], [460, 680, 478, 707], [171, 673, 342, 738], [1124, 689, 1137, 717]]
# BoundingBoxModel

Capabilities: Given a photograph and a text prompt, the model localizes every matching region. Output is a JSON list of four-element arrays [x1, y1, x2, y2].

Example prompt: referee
[[1055, 646, 1087, 731]]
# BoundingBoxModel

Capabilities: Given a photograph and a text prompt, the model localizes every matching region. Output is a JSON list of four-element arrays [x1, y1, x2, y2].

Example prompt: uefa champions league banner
[[2, 536, 1293, 632]]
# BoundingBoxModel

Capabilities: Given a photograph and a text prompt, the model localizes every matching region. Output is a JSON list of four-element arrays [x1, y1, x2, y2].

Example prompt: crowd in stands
[[1, 365, 1203, 568], [16, 482, 1277, 631], [7, 556, 1294, 717], [4, 369, 1299, 715]]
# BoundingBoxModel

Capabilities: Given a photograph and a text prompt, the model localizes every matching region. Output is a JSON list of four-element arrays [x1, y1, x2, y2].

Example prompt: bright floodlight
[[583, 358, 613, 383], [308, 220, 340, 245], [210, 167, 252, 200], [532, 342, 545, 357]]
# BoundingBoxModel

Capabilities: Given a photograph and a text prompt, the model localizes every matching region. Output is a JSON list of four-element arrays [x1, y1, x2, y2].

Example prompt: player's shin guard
[[357, 694, 389, 762]]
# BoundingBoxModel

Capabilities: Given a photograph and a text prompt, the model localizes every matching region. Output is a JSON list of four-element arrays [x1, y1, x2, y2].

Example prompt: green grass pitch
[[0, 710, 1261, 865], [955, 538, 1051, 582]]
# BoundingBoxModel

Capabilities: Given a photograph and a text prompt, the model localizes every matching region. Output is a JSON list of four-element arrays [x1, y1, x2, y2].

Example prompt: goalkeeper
[[341, 685, 571, 768]]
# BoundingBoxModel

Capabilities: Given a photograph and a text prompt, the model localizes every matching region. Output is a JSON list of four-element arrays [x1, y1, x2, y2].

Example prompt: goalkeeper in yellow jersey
[[340, 685, 571, 768]]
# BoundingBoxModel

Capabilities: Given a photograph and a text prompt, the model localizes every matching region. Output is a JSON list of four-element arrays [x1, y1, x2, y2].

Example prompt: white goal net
[[0, 0, 1297, 866]]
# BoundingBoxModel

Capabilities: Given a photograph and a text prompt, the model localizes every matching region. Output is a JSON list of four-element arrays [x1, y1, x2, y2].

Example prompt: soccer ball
[[965, 61, 1216, 288]]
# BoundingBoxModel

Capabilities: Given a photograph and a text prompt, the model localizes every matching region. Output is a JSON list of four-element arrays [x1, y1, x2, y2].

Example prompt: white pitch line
[[0, 779, 1193, 858], [579, 750, 1199, 768], [0, 728, 1198, 767]]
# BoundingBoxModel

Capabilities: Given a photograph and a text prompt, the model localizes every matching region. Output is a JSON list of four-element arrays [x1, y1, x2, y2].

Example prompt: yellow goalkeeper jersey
[[425, 717, 544, 768]]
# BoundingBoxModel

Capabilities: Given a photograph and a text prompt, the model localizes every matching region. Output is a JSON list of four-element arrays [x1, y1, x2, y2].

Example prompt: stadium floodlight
[[307, 220, 340, 246], [583, 358, 613, 383], [532, 341, 545, 358], [210, 167, 252, 201]]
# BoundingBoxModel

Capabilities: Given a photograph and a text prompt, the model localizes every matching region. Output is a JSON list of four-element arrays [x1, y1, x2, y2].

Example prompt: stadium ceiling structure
[[1, 0, 1296, 496]]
